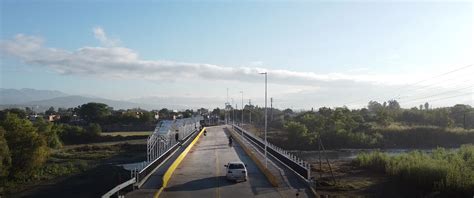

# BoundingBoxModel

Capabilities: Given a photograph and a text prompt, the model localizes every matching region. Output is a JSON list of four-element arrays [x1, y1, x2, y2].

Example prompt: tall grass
[[354, 145, 474, 196]]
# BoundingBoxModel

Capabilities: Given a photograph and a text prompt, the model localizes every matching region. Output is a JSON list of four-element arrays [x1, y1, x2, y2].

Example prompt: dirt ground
[[311, 160, 426, 198]]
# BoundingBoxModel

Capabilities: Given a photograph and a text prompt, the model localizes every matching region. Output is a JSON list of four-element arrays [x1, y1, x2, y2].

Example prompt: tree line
[[0, 102, 205, 187], [214, 101, 474, 150]]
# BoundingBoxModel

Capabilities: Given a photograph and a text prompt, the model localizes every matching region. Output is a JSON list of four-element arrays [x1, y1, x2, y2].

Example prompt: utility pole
[[249, 99, 252, 124], [226, 88, 229, 125], [235, 104, 238, 125], [231, 98, 234, 126], [270, 97, 273, 121], [241, 91, 244, 127], [259, 72, 268, 167]]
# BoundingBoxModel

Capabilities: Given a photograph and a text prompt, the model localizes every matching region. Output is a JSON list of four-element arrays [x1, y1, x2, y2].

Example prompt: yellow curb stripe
[[154, 127, 206, 198]]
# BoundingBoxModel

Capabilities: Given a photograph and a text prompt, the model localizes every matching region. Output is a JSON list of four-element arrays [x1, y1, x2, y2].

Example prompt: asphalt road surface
[[160, 126, 283, 198]]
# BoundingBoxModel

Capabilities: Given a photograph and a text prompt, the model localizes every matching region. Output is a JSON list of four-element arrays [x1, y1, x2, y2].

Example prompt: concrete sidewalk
[[227, 126, 315, 198]]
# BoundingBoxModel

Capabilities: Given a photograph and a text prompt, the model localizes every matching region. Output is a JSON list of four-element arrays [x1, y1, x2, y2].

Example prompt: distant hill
[[129, 96, 223, 110], [0, 88, 68, 104], [23, 95, 149, 110], [0, 88, 222, 111]]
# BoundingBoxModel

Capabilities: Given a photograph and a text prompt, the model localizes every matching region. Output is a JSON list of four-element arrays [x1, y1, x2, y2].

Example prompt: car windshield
[[228, 164, 245, 169]]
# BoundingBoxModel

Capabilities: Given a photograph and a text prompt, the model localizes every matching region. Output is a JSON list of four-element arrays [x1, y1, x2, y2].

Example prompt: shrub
[[354, 145, 474, 196]]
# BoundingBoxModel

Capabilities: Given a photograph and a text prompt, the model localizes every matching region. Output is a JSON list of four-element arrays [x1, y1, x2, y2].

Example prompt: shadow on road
[[165, 176, 235, 191]]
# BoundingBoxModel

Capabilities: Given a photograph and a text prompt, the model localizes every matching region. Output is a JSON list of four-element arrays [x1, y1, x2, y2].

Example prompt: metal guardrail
[[101, 177, 136, 198], [232, 124, 311, 180]]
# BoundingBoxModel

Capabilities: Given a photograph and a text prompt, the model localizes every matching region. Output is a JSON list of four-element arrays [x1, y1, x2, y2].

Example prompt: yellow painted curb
[[229, 128, 279, 187], [154, 127, 206, 198]]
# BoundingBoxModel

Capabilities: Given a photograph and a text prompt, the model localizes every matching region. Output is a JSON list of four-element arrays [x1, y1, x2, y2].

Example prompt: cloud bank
[[1, 28, 471, 109], [1, 28, 407, 86]]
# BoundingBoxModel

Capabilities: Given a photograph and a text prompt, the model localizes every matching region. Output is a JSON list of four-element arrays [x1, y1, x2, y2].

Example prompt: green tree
[[139, 112, 155, 123], [58, 124, 85, 144], [77, 103, 111, 123], [181, 109, 194, 118], [86, 123, 102, 137], [45, 106, 56, 115], [284, 121, 309, 148], [387, 100, 401, 111], [25, 107, 34, 115], [368, 101, 383, 113], [1, 113, 49, 179], [450, 104, 472, 128], [0, 127, 11, 179], [431, 109, 453, 128], [375, 109, 391, 126], [159, 108, 171, 119], [33, 118, 62, 148], [0, 108, 27, 120]]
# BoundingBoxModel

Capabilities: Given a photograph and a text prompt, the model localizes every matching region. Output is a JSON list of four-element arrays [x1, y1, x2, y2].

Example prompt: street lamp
[[231, 98, 234, 126], [240, 91, 244, 136], [240, 91, 244, 126], [259, 72, 268, 167]]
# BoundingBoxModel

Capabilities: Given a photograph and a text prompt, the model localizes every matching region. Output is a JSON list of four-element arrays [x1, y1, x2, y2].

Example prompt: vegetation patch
[[353, 144, 474, 196]]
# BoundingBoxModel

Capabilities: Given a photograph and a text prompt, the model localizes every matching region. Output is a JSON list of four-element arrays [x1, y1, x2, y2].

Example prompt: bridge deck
[[160, 125, 282, 198]]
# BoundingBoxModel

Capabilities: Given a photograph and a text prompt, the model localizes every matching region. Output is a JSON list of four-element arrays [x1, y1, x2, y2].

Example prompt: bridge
[[103, 118, 316, 198]]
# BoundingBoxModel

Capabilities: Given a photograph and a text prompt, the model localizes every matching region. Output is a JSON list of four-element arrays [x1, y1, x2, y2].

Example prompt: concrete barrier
[[228, 127, 279, 187], [154, 127, 206, 198]]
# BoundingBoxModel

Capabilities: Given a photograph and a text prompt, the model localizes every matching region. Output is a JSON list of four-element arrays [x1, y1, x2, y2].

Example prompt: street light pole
[[240, 91, 244, 126], [259, 72, 268, 167], [227, 88, 229, 125], [231, 98, 234, 126], [249, 99, 252, 124], [235, 104, 237, 126]]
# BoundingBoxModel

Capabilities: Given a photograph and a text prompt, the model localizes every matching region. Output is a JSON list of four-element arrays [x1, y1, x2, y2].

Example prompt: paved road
[[160, 126, 282, 198]]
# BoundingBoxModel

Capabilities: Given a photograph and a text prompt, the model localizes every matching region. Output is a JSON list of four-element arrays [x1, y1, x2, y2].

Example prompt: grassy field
[[100, 131, 152, 137], [4, 140, 146, 197], [353, 144, 474, 196]]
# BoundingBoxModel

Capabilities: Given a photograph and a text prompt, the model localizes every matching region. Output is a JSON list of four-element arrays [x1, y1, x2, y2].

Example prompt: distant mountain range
[[0, 88, 149, 111], [0, 88, 68, 104], [0, 88, 223, 112], [23, 95, 145, 109]]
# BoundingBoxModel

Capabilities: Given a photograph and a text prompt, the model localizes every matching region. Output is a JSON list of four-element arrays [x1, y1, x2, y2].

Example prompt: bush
[[1, 113, 49, 180], [0, 127, 11, 178], [354, 145, 474, 196]]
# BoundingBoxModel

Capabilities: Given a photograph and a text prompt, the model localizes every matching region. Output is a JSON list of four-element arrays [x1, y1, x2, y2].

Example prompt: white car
[[224, 161, 248, 182]]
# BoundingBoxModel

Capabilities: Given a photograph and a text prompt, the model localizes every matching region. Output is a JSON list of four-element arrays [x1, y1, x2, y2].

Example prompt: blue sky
[[1, 0, 473, 109]]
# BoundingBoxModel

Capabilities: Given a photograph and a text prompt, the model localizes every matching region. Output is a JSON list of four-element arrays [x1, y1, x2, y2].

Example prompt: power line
[[400, 73, 474, 94], [344, 64, 474, 106], [403, 92, 473, 105], [398, 85, 474, 103]]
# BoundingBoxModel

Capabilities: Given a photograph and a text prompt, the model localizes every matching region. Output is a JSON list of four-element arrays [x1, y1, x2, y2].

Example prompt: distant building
[[28, 114, 40, 121], [46, 114, 61, 122]]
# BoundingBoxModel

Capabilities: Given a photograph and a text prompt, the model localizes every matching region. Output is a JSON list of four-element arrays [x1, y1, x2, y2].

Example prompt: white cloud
[[93, 26, 119, 47], [1, 32, 409, 85], [1, 28, 472, 109]]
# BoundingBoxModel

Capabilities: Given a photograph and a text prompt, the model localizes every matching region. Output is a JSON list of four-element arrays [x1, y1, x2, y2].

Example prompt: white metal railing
[[132, 116, 203, 179], [103, 116, 203, 198], [232, 124, 311, 179]]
